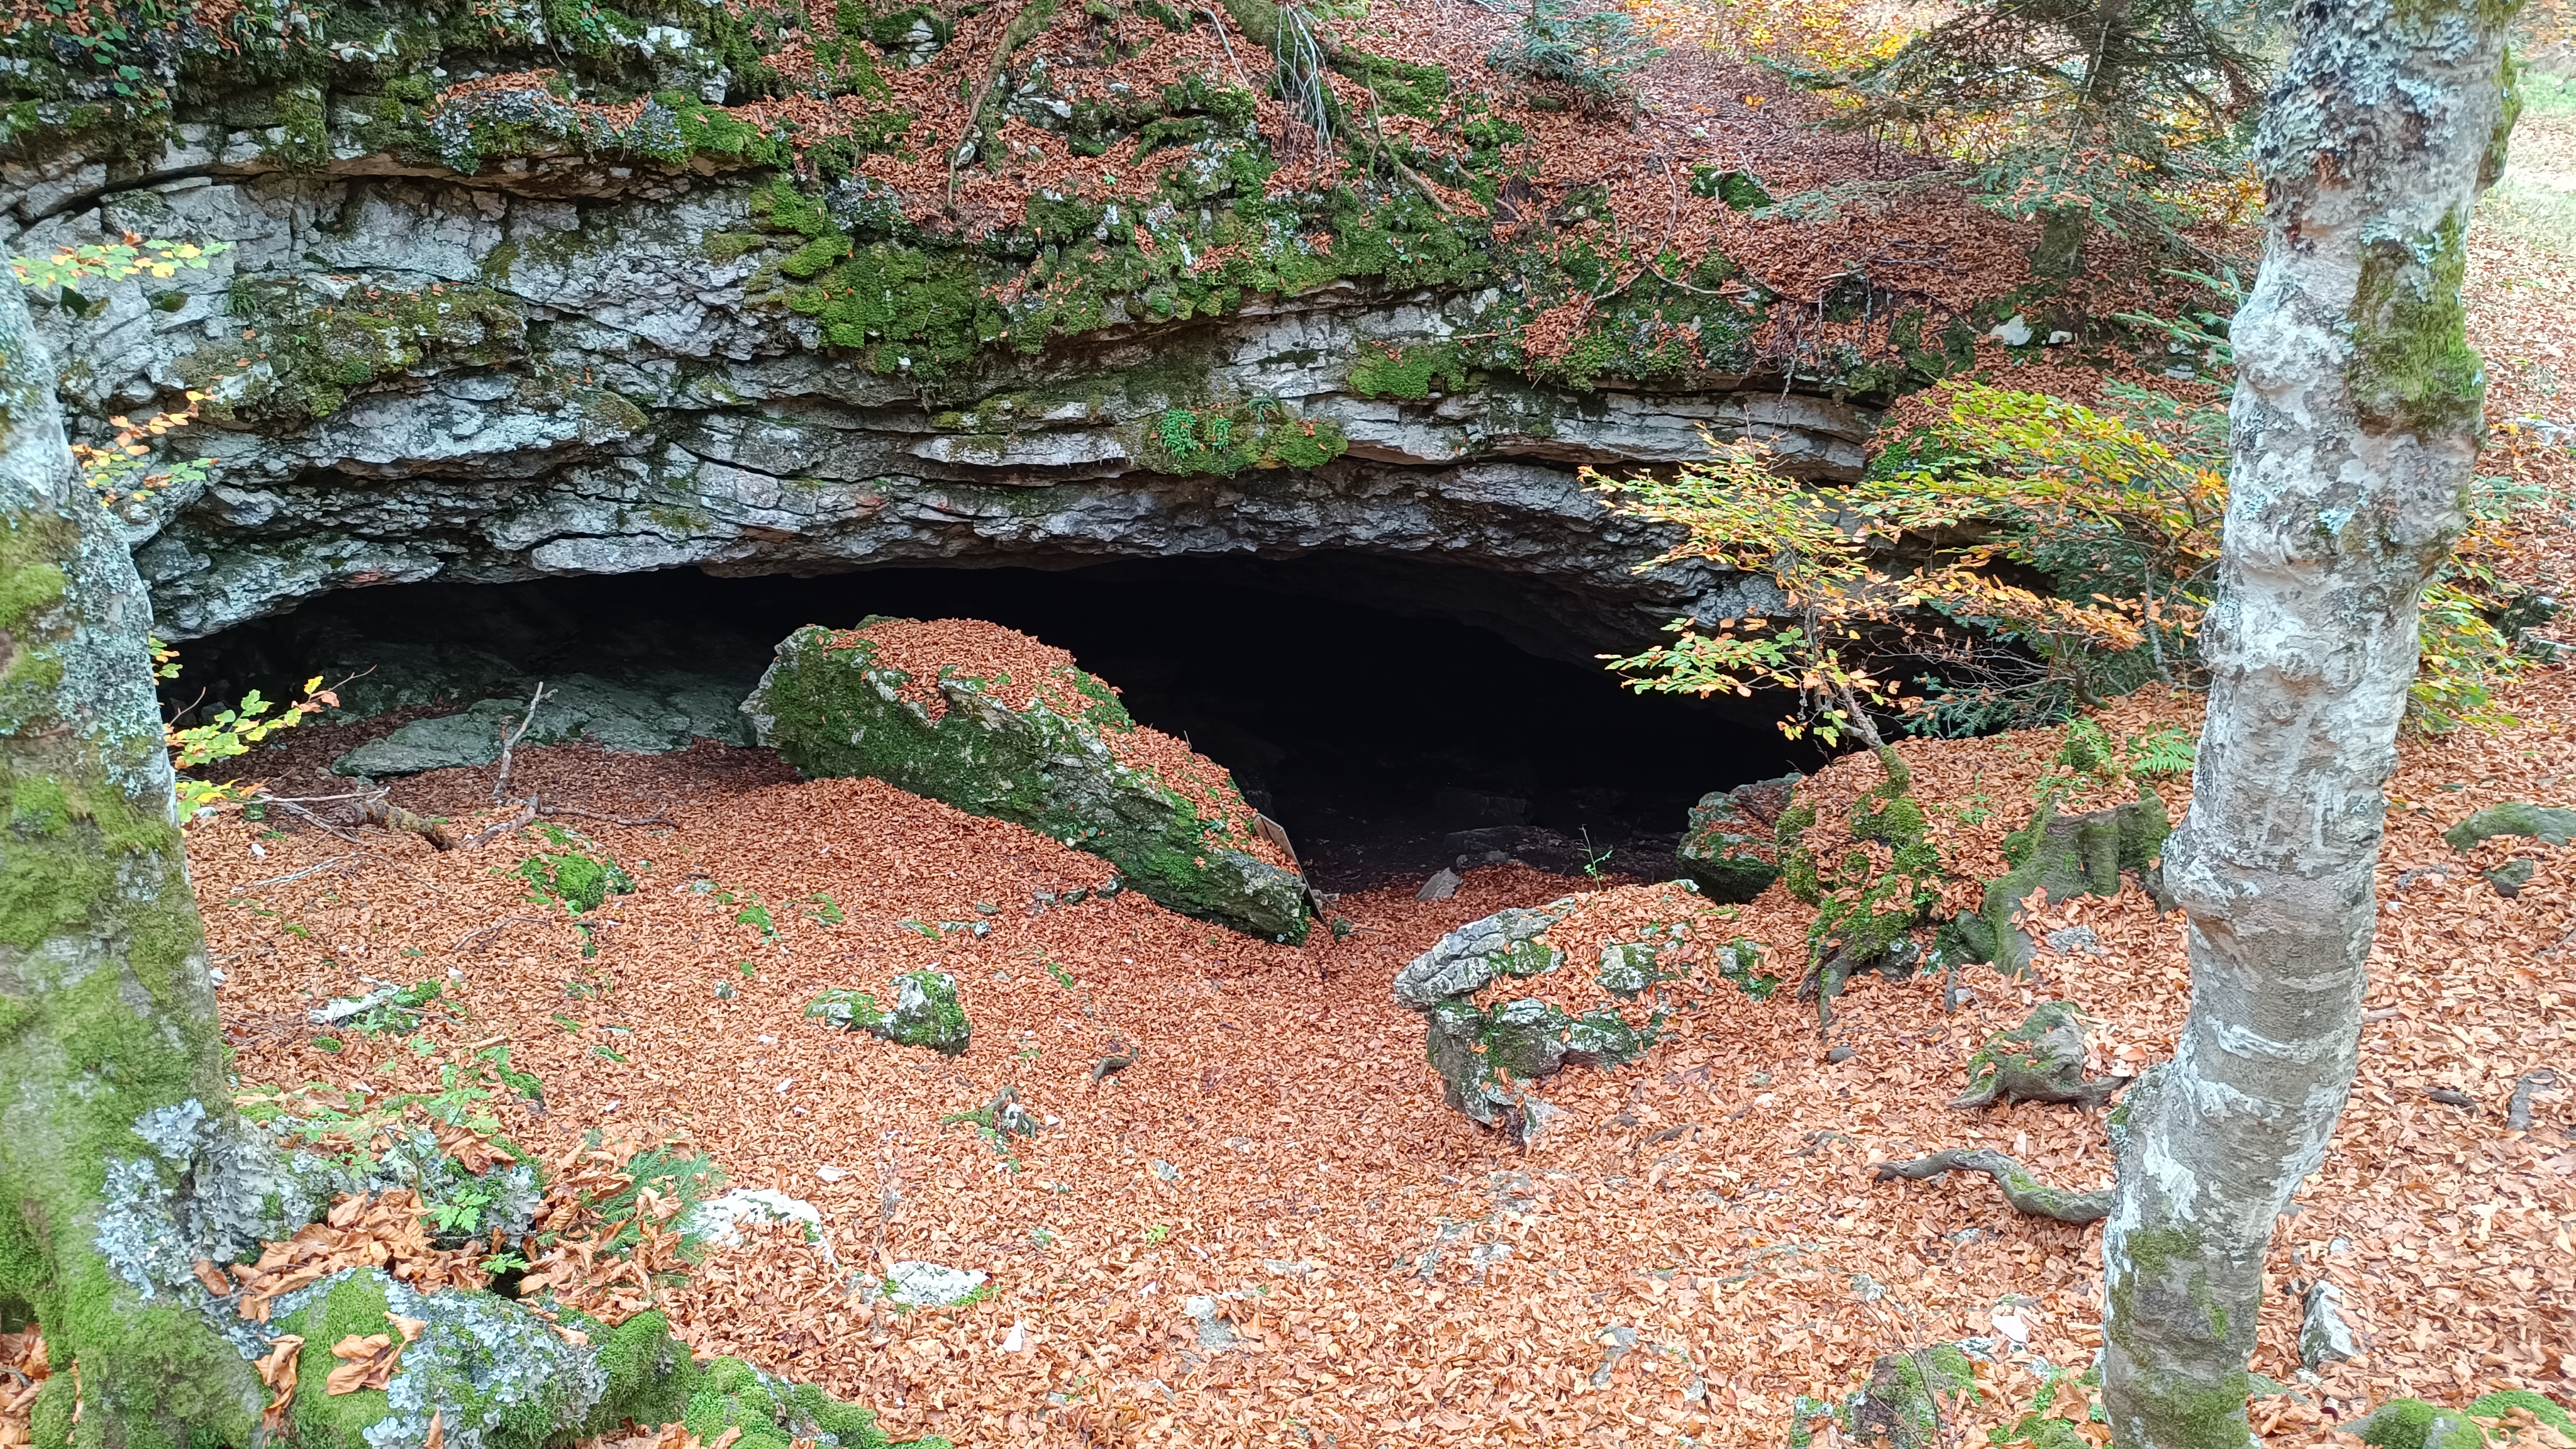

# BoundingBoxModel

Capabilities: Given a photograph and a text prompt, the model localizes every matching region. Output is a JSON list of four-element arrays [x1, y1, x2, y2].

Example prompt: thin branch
[[1872, 1147, 2112, 1223], [540, 802, 677, 828], [252, 791, 365, 843], [491, 680, 553, 805], [461, 795, 539, 851], [238, 856, 356, 893]]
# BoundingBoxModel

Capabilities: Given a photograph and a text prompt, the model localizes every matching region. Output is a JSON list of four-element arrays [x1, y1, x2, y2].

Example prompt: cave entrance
[[175, 555, 1814, 891]]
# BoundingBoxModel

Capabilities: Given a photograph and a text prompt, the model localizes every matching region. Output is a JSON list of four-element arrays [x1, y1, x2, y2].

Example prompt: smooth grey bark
[[0, 279, 266, 1444], [2099, 0, 2520, 1443]]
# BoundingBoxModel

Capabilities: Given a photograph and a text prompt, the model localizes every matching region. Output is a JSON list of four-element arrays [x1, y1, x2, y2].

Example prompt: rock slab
[[743, 619, 1309, 941]]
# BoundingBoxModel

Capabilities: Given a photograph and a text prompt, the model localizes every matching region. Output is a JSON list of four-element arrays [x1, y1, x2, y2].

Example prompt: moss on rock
[[806, 970, 972, 1055], [1943, 792, 2169, 973], [2443, 801, 2576, 852], [743, 620, 1308, 941], [1950, 1000, 2124, 1110], [1676, 773, 1800, 903], [1392, 894, 1724, 1140], [1779, 751, 1943, 992]]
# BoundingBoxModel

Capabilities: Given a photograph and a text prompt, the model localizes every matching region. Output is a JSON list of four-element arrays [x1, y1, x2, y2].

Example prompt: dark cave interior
[[174, 554, 1817, 890]]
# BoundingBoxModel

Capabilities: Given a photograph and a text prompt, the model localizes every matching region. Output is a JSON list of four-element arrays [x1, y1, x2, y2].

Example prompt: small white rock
[[684, 1188, 828, 1254], [888, 1260, 987, 1306]]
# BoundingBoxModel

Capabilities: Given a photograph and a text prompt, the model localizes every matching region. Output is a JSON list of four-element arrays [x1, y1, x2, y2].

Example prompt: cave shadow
[[174, 555, 1821, 891]]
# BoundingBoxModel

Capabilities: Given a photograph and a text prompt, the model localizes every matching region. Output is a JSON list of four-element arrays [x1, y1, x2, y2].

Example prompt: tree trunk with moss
[[2099, 1, 2519, 1445], [0, 280, 269, 1443]]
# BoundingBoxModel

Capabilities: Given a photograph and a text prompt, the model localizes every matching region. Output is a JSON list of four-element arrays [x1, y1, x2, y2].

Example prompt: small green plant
[[806, 892, 846, 924], [430, 1180, 501, 1234], [1143, 1223, 1172, 1245], [1579, 829, 1615, 880], [516, 828, 636, 914], [1487, 0, 1665, 112], [1043, 959, 1076, 990], [160, 646, 340, 814], [2123, 723, 2198, 777]]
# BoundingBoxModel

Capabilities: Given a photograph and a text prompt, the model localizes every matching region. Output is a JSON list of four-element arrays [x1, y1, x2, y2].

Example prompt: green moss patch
[[807, 970, 972, 1055]]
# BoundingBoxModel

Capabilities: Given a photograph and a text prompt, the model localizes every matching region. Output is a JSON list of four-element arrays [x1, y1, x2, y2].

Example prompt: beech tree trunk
[[0, 280, 265, 1442], [2100, 0, 2519, 1444]]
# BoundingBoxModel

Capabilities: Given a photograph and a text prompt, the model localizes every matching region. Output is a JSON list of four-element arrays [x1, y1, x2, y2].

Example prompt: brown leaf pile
[[0, 1329, 44, 1448]]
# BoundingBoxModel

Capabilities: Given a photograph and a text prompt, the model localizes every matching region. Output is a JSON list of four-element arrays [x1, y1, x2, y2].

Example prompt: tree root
[[361, 795, 456, 849], [1872, 1147, 2112, 1224], [2510, 1069, 2560, 1131]]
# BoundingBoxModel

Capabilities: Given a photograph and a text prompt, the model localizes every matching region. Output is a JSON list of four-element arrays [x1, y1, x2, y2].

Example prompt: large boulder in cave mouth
[[743, 617, 1310, 942], [1392, 882, 1780, 1142], [1677, 772, 1802, 902]]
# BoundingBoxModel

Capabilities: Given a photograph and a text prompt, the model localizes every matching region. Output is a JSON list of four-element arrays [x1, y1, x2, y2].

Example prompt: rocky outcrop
[[1676, 772, 1800, 902], [1392, 884, 1774, 1141], [745, 617, 1309, 941], [53, 184, 1831, 652], [11, 117, 1890, 661], [330, 672, 754, 776]]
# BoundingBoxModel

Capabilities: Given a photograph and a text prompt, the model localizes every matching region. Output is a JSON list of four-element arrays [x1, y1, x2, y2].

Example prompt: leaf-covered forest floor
[[9, 60, 2576, 1449], [119, 658, 2573, 1449]]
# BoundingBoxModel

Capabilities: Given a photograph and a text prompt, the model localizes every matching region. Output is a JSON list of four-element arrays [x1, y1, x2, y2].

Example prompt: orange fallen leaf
[[255, 1336, 303, 1432], [325, 1316, 421, 1395]]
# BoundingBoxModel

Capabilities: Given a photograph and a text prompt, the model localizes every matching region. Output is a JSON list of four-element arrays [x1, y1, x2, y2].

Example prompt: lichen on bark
[[2099, 0, 2521, 1440]]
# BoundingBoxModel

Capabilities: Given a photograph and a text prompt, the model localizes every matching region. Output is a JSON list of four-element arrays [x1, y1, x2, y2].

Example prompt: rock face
[[1675, 772, 1801, 902], [746, 618, 1309, 941], [9, 116, 1892, 663]]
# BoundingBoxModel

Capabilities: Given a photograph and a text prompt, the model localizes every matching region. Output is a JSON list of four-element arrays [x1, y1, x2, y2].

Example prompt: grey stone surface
[[1394, 897, 1689, 1141], [2300, 1280, 2359, 1368], [21, 169, 1870, 661], [887, 1260, 988, 1306], [330, 669, 756, 775]]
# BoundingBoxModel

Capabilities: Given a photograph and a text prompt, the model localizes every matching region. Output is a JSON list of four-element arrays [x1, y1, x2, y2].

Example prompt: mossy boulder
[[2353, 1397, 2490, 1449], [1949, 1001, 2123, 1110], [1790, 1344, 1976, 1449], [2443, 802, 2576, 852], [806, 971, 972, 1055], [263, 1268, 940, 1449], [1394, 893, 1741, 1140], [268, 1269, 694, 1449], [1945, 792, 2170, 973], [1677, 772, 1801, 902], [742, 619, 1308, 941]]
